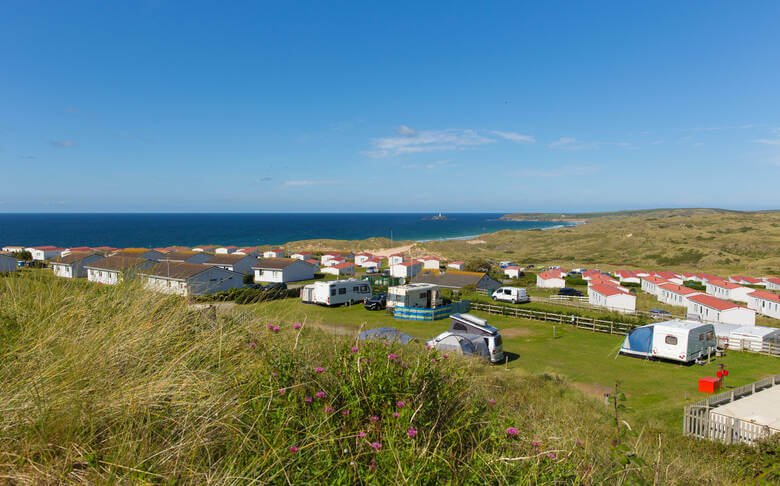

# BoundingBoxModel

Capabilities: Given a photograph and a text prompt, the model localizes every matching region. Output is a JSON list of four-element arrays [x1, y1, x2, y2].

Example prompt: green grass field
[[249, 298, 780, 432]]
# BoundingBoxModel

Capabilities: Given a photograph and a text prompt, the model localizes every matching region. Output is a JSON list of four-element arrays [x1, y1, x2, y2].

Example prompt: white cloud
[[490, 130, 535, 143], [515, 165, 598, 178], [752, 139, 780, 145], [401, 160, 455, 169], [650, 140, 664, 145], [364, 128, 495, 158], [51, 140, 75, 147], [548, 137, 629, 150], [395, 125, 417, 137], [283, 180, 343, 187]]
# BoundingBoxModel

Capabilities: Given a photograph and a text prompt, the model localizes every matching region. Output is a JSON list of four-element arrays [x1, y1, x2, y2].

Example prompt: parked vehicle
[[364, 292, 387, 311], [301, 279, 372, 306], [387, 283, 442, 309], [426, 313, 505, 363], [558, 287, 583, 297], [491, 286, 528, 304], [620, 320, 716, 363], [649, 308, 672, 320]]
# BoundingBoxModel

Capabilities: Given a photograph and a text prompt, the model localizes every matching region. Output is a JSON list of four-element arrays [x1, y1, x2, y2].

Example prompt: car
[[558, 287, 583, 297], [649, 308, 672, 320], [364, 292, 387, 310]]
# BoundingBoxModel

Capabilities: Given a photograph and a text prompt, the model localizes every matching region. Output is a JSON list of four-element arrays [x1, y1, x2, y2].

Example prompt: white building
[[729, 275, 765, 286], [640, 276, 668, 297], [323, 256, 346, 267], [747, 290, 780, 320], [763, 277, 780, 291], [687, 294, 755, 326], [536, 270, 565, 288], [705, 280, 753, 303], [448, 261, 465, 271], [390, 261, 421, 279], [233, 247, 259, 256], [388, 253, 405, 266], [192, 245, 218, 253], [321, 262, 356, 277], [420, 257, 441, 270], [85, 255, 154, 285], [291, 252, 312, 261], [360, 257, 382, 270], [263, 248, 286, 258], [354, 252, 373, 266], [588, 284, 636, 313], [215, 246, 238, 254], [204, 254, 258, 275], [252, 258, 317, 283], [613, 270, 641, 285], [658, 283, 703, 307], [0, 253, 18, 273], [651, 271, 684, 285], [504, 266, 523, 279], [159, 251, 213, 264], [50, 252, 105, 278], [2, 246, 25, 254], [321, 252, 341, 266], [140, 262, 244, 296], [26, 246, 64, 261]]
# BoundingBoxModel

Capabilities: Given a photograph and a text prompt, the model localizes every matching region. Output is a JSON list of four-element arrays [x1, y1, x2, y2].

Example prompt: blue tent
[[358, 327, 416, 345], [620, 325, 654, 358]]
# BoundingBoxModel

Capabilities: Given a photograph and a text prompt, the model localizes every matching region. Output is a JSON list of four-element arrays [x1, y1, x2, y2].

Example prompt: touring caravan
[[426, 313, 504, 363], [726, 326, 780, 352], [386, 283, 442, 309], [620, 320, 716, 363], [301, 279, 372, 306]]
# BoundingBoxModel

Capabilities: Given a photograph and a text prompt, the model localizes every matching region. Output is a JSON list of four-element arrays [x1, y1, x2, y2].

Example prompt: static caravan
[[727, 326, 780, 352], [386, 283, 442, 309], [301, 279, 372, 306], [620, 320, 716, 363]]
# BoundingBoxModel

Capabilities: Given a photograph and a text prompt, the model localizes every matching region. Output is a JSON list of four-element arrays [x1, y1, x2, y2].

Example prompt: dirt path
[[372, 244, 416, 257]]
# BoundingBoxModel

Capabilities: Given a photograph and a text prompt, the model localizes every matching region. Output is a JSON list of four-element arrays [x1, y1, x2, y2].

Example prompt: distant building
[[687, 294, 755, 326], [159, 251, 213, 264], [640, 276, 668, 297], [252, 258, 316, 283], [233, 247, 259, 256], [115, 248, 165, 261], [2, 246, 25, 254], [388, 253, 405, 266], [412, 269, 501, 292], [215, 246, 238, 254], [766, 277, 780, 291], [291, 251, 313, 261], [746, 290, 780, 320], [85, 255, 154, 285], [140, 262, 244, 296], [324, 256, 346, 267], [705, 280, 753, 303], [321, 262, 356, 277], [588, 284, 636, 313], [26, 246, 64, 261], [0, 253, 18, 273], [354, 252, 373, 266], [360, 257, 382, 270], [658, 283, 703, 307], [536, 270, 565, 288], [204, 254, 259, 275], [50, 252, 104, 278], [613, 270, 641, 285], [503, 266, 523, 279], [729, 275, 765, 286], [447, 261, 465, 271], [263, 248, 286, 258], [192, 245, 218, 253], [390, 261, 422, 279], [419, 257, 441, 270]]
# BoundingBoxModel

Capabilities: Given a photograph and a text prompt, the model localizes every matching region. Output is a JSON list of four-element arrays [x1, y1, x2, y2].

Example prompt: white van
[[443, 313, 505, 363], [491, 287, 528, 304], [301, 279, 372, 306]]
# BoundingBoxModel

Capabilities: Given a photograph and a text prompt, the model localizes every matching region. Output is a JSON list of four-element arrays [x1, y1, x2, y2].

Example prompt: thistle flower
[[351, 346, 359, 352], [342, 410, 350, 416], [325, 406, 334, 413], [392, 412, 399, 418], [315, 391, 326, 398], [548, 453, 556, 459], [396, 400, 405, 408], [369, 458, 376, 470], [267, 324, 274, 330], [304, 397, 313, 403], [442, 354, 449, 359], [278, 388, 286, 395], [407, 427, 418, 438], [488, 398, 496, 404], [370, 442, 382, 450], [314, 366, 325, 373], [293, 323, 302, 329], [505, 427, 519, 436], [358, 431, 367, 438], [289, 445, 298, 453], [370, 415, 380, 422], [249, 342, 256, 348], [272, 326, 280, 332], [272, 372, 278, 378], [533, 441, 540, 448], [388, 353, 397, 360]]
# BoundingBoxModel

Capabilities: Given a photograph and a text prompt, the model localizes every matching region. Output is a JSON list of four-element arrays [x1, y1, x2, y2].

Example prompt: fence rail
[[683, 374, 780, 445]]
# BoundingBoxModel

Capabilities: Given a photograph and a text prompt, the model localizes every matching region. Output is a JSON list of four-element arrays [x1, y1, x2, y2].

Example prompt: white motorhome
[[620, 320, 716, 363], [491, 286, 528, 304], [301, 279, 372, 306], [386, 283, 442, 309], [427, 313, 504, 363]]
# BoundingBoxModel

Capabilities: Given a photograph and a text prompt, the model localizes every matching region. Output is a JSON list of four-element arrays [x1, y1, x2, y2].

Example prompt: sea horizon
[[0, 212, 574, 249]]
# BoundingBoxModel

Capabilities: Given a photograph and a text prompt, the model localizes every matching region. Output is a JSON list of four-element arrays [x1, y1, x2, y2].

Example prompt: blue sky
[[1, 1, 779, 212]]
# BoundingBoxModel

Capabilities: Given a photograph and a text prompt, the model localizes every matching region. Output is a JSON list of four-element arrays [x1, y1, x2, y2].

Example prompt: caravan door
[[652, 330, 687, 361]]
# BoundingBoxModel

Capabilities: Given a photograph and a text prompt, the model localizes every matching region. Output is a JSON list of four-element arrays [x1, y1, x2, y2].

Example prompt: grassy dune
[[1, 272, 777, 484], [422, 208, 780, 276]]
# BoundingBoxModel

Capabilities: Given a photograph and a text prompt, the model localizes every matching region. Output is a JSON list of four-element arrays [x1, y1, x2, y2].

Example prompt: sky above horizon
[[1, 1, 779, 212]]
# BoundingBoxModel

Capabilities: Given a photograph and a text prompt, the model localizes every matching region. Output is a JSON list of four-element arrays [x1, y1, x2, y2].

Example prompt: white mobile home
[[705, 280, 753, 304], [50, 252, 104, 278], [85, 255, 154, 285], [388, 253, 405, 266], [263, 248, 286, 258], [253, 258, 316, 283], [729, 275, 765, 286], [640, 276, 669, 297], [614, 270, 641, 285], [0, 253, 18, 273], [204, 254, 258, 274], [727, 326, 780, 352], [26, 246, 64, 261], [233, 247, 259, 256], [747, 290, 780, 319], [291, 251, 312, 261], [140, 262, 244, 296], [2, 246, 25, 254], [301, 279, 372, 306], [503, 266, 523, 279], [536, 270, 565, 288], [765, 277, 780, 291], [620, 320, 716, 363], [687, 294, 755, 326], [354, 253, 373, 266], [420, 257, 441, 270], [390, 261, 422, 279], [387, 283, 443, 309], [360, 258, 381, 270], [215, 246, 237, 254], [658, 283, 703, 307], [448, 261, 465, 271], [321, 262, 356, 276], [192, 245, 218, 253], [588, 284, 636, 313]]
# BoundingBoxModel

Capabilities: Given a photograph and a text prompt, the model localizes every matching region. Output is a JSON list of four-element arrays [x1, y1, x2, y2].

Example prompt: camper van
[[386, 283, 442, 309], [491, 287, 529, 304], [427, 313, 504, 363], [620, 320, 716, 363], [301, 279, 372, 306]]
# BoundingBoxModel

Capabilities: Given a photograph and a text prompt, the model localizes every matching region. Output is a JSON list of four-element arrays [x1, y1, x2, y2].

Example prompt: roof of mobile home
[[51, 251, 101, 265], [641, 276, 668, 284], [707, 280, 742, 289], [206, 254, 254, 265], [766, 277, 780, 285], [412, 270, 499, 289], [589, 283, 629, 297], [749, 290, 780, 303], [84, 255, 150, 271], [659, 283, 701, 295], [252, 258, 299, 269], [537, 270, 564, 280], [688, 294, 741, 311], [141, 262, 218, 279]]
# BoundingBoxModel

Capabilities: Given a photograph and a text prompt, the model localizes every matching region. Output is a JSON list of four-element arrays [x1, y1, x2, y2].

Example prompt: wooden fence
[[469, 301, 637, 336], [683, 374, 780, 445]]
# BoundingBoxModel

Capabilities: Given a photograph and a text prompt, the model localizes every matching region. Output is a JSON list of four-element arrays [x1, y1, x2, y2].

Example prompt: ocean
[[0, 213, 573, 248]]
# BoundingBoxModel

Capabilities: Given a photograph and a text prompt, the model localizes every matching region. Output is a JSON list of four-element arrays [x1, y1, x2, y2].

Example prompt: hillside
[[422, 208, 780, 275], [1, 272, 777, 484]]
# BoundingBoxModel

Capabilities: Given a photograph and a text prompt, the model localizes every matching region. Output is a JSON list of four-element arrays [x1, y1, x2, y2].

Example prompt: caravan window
[[338, 288, 346, 295], [706, 331, 713, 340], [664, 335, 678, 345], [353, 286, 360, 292], [360, 285, 369, 293], [699, 333, 704, 341], [330, 288, 336, 296]]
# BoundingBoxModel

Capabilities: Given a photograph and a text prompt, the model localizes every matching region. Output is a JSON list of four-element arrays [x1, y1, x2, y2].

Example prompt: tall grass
[[0, 271, 774, 484]]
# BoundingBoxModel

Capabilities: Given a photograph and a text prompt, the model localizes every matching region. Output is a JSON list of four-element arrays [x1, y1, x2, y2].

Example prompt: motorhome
[[386, 283, 442, 309], [301, 279, 372, 306], [426, 313, 504, 363], [491, 286, 528, 304], [620, 320, 716, 363]]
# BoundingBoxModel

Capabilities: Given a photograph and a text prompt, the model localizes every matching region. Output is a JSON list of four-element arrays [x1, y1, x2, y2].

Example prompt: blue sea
[[0, 213, 573, 248]]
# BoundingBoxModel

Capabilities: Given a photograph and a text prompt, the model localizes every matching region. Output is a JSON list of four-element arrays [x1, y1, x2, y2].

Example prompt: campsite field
[[249, 298, 780, 432]]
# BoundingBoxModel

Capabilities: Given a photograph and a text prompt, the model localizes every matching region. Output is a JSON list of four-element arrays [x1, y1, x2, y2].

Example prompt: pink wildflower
[[383, 342, 390, 347], [267, 324, 274, 330], [407, 427, 418, 438], [278, 388, 286, 395], [533, 441, 540, 448], [442, 353, 449, 359], [325, 406, 334, 413], [351, 346, 359, 352], [272, 326, 280, 332], [370, 415, 380, 422], [342, 410, 350, 416], [304, 397, 313, 403], [293, 323, 302, 329], [431, 359, 436, 364], [505, 427, 519, 436], [289, 445, 298, 453], [315, 391, 326, 398], [388, 353, 397, 360], [336, 371, 342, 376], [370, 442, 382, 450], [369, 458, 376, 470], [314, 366, 325, 373], [249, 342, 256, 348], [488, 398, 496, 404], [392, 412, 399, 418], [401, 362, 408, 368], [548, 453, 556, 459], [358, 431, 367, 438], [426, 344, 432, 350], [396, 400, 406, 408], [575, 439, 583, 445], [272, 372, 279, 378]]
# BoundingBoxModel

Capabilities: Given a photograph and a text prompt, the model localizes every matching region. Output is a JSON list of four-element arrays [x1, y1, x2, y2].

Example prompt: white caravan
[[386, 283, 442, 309], [491, 287, 528, 304], [620, 320, 716, 363], [301, 279, 372, 306]]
